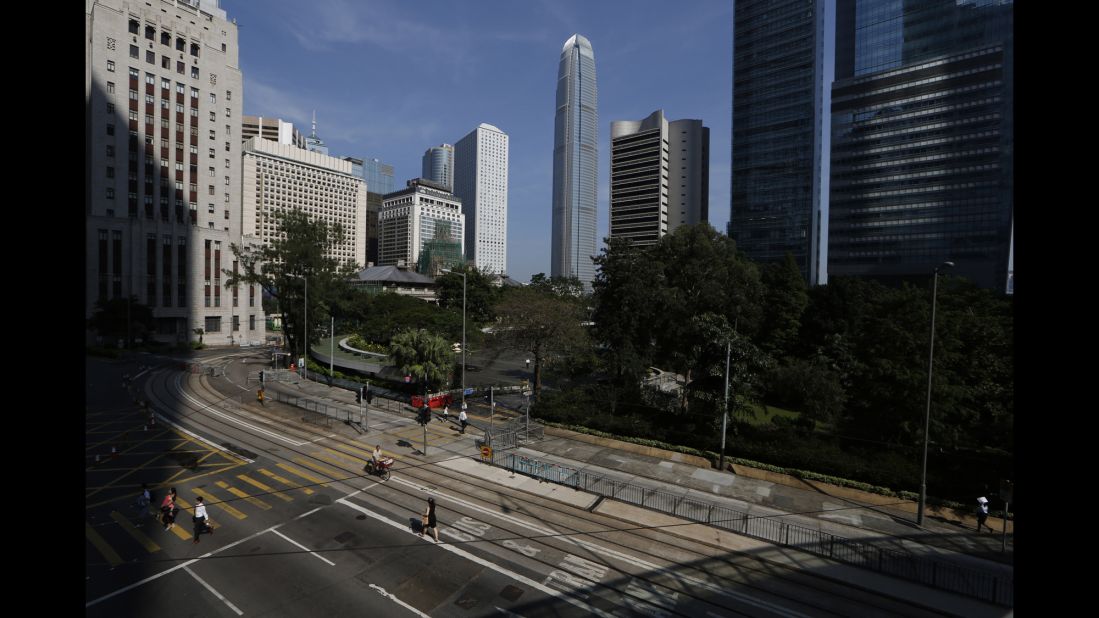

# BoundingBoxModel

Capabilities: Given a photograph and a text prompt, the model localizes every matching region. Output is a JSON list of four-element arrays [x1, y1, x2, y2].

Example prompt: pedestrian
[[192, 496, 212, 543], [160, 488, 178, 531], [442, 404, 450, 422], [976, 496, 989, 533], [420, 497, 439, 542], [136, 483, 152, 523], [458, 407, 468, 434]]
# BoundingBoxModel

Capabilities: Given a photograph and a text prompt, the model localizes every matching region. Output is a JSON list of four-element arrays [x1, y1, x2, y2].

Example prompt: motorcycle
[[363, 457, 394, 481]]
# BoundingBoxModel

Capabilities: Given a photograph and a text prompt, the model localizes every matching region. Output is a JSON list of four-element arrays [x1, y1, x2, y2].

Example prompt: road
[[86, 350, 989, 617]]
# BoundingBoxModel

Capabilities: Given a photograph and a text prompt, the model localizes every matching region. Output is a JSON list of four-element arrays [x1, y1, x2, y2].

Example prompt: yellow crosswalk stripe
[[336, 442, 377, 460], [236, 474, 293, 502], [109, 511, 161, 553], [277, 462, 330, 488], [290, 457, 346, 481], [257, 468, 314, 495], [214, 480, 272, 511], [174, 497, 226, 529], [315, 449, 365, 471], [85, 522, 123, 567]]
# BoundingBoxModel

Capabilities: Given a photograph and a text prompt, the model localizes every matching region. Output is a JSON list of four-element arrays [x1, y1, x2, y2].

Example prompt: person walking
[[420, 497, 439, 542], [192, 496, 212, 543], [136, 483, 152, 524], [160, 488, 178, 531], [976, 496, 990, 533], [458, 407, 468, 434], [442, 404, 450, 422]]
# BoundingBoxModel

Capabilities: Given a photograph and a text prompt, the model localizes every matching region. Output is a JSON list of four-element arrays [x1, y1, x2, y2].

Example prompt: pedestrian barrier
[[484, 417, 544, 451], [490, 451, 1013, 608]]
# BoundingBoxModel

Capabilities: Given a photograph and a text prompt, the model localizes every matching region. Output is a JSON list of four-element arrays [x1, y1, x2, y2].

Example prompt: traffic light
[[418, 406, 431, 426], [366, 389, 373, 405], [259, 370, 265, 385]]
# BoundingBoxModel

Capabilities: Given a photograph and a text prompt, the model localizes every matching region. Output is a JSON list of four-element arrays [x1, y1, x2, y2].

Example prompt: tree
[[435, 265, 501, 325], [530, 273, 585, 298], [87, 296, 154, 346], [493, 286, 589, 399], [388, 329, 452, 393], [225, 210, 358, 358], [758, 253, 809, 358]]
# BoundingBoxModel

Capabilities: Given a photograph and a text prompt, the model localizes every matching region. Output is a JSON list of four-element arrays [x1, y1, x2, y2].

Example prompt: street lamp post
[[441, 268, 466, 407], [917, 261, 954, 527]]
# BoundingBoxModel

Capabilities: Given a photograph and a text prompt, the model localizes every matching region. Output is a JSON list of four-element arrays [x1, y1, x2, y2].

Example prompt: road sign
[[464, 388, 474, 395]]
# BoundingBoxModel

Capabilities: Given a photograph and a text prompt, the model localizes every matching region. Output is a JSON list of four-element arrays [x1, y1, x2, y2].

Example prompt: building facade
[[729, 0, 827, 285], [241, 115, 305, 148], [551, 34, 599, 291], [828, 0, 1014, 291], [242, 136, 367, 268], [421, 144, 454, 192], [378, 179, 464, 276], [86, 0, 266, 346], [610, 110, 709, 247], [453, 123, 509, 275]]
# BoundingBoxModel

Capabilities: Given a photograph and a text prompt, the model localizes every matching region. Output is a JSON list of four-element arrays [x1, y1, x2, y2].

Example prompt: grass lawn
[[742, 403, 836, 434]]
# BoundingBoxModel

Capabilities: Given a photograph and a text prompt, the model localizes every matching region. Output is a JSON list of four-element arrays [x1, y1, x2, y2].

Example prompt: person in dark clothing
[[976, 496, 990, 533], [420, 497, 439, 542]]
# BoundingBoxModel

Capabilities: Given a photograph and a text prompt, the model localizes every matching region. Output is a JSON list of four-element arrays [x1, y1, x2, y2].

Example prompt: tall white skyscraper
[[551, 34, 598, 291], [453, 124, 508, 275], [86, 0, 265, 347]]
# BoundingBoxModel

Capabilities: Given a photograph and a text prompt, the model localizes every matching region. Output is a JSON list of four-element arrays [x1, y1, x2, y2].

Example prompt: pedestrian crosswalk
[[86, 464, 334, 567]]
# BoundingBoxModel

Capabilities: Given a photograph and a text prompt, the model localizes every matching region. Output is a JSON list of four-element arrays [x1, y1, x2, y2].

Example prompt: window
[[129, 20, 139, 35], [190, 87, 198, 99], [191, 66, 199, 79], [190, 43, 200, 58], [224, 210, 230, 220], [162, 56, 170, 70], [225, 159, 230, 169], [129, 89, 138, 100], [130, 45, 139, 58], [209, 111, 215, 121], [209, 148, 215, 158], [145, 73, 155, 85], [106, 145, 114, 157], [106, 188, 115, 199], [145, 25, 155, 40], [106, 102, 114, 113], [208, 203, 215, 214], [176, 38, 185, 52], [106, 124, 114, 136], [209, 185, 215, 195], [106, 166, 114, 178], [224, 175, 230, 186], [106, 82, 115, 94], [176, 83, 185, 95], [146, 50, 155, 64], [161, 31, 171, 46], [161, 78, 170, 90], [177, 61, 185, 74], [226, 107, 231, 118], [106, 60, 115, 72], [226, 90, 232, 101], [208, 92, 216, 104], [249, 315, 255, 330]]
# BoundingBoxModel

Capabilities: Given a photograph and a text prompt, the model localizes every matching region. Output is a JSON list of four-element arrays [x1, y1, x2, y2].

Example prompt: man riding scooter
[[366, 444, 394, 480]]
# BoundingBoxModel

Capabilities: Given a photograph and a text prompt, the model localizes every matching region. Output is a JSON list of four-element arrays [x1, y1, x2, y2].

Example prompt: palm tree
[[388, 329, 451, 393]]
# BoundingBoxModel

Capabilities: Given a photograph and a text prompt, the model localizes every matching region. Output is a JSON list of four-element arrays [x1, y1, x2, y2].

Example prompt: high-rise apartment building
[[453, 123, 509, 275], [610, 110, 709, 247], [241, 115, 306, 148], [86, 0, 265, 346], [829, 0, 1013, 291], [552, 34, 598, 291], [378, 179, 464, 275], [421, 144, 454, 192], [729, 0, 827, 285], [242, 137, 367, 268]]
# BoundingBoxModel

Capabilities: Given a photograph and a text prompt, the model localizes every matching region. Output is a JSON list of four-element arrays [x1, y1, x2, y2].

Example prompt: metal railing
[[491, 451, 1013, 607], [484, 417, 544, 451]]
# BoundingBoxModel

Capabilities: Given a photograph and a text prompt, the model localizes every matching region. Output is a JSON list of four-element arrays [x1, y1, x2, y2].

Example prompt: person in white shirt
[[192, 497, 211, 543], [458, 407, 468, 434]]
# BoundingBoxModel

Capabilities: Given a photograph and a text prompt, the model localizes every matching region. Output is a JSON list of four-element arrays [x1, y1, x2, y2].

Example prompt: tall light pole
[[719, 340, 731, 471], [918, 261, 954, 526], [441, 268, 466, 407]]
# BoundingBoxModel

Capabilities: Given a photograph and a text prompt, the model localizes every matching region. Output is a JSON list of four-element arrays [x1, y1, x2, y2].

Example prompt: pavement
[[253, 352, 1013, 614]]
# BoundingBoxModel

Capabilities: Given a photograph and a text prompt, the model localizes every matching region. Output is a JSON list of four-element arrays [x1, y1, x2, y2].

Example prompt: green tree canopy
[[493, 286, 589, 399], [388, 328, 452, 392], [87, 296, 155, 345], [225, 209, 357, 357], [435, 265, 502, 325]]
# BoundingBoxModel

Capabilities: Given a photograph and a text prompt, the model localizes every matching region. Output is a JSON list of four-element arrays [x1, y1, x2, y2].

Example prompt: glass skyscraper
[[421, 144, 454, 192], [552, 34, 598, 291], [729, 0, 827, 285], [829, 0, 1013, 290]]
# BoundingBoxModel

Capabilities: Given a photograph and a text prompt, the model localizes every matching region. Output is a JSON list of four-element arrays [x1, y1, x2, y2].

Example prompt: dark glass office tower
[[729, 0, 827, 285], [829, 0, 1013, 290]]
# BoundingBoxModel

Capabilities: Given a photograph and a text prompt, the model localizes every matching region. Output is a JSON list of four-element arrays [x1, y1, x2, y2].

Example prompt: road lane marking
[[109, 511, 161, 553], [237, 474, 294, 502], [336, 498, 618, 618], [174, 498, 225, 528], [85, 522, 123, 567], [216, 480, 272, 511], [369, 584, 431, 618], [290, 457, 345, 480], [175, 373, 305, 447], [277, 462, 330, 488], [184, 566, 244, 615], [269, 529, 335, 566], [258, 468, 315, 495]]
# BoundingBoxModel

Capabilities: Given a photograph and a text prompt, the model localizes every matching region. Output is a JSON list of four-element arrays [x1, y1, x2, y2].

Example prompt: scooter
[[363, 457, 394, 481]]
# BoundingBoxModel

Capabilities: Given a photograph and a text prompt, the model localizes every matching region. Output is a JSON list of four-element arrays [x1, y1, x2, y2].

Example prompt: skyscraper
[[86, 0, 265, 347], [304, 110, 328, 155], [454, 124, 509, 275], [343, 156, 394, 265], [729, 0, 827, 285], [421, 144, 454, 192], [610, 110, 709, 247], [552, 34, 598, 290], [829, 0, 1013, 291]]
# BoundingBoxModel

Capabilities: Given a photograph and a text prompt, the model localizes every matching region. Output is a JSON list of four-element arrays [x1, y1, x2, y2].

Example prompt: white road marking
[[368, 584, 431, 618], [184, 566, 244, 615], [270, 529, 335, 566], [495, 607, 526, 618], [148, 405, 255, 464], [390, 475, 811, 618], [174, 374, 307, 446], [336, 498, 618, 618]]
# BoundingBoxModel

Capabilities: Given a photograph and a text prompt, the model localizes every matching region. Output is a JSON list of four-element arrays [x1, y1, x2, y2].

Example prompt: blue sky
[[223, 0, 735, 282]]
